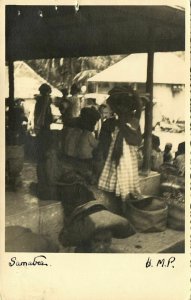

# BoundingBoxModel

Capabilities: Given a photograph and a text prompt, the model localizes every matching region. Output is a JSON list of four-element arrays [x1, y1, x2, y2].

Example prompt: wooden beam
[[142, 50, 154, 174], [8, 60, 14, 106]]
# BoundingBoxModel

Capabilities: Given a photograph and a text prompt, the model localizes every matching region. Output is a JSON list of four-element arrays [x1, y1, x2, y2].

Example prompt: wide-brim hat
[[59, 201, 135, 247]]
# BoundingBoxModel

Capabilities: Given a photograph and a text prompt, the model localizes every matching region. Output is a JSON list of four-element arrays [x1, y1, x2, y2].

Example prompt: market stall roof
[[6, 5, 185, 61], [5, 61, 62, 98], [88, 52, 186, 84]]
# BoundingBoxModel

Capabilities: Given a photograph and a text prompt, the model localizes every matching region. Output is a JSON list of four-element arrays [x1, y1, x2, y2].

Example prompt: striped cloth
[[98, 128, 140, 201]]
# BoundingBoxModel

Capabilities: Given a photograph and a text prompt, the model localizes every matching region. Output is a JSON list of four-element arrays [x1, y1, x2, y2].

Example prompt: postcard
[[0, 1, 190, 299]]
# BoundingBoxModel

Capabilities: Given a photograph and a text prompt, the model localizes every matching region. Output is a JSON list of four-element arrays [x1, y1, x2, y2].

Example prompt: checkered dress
[[98, 127, 140, 201]]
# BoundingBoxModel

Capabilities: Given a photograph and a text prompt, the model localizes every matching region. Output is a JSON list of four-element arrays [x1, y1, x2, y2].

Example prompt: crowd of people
[[5, 83, 185, 252]]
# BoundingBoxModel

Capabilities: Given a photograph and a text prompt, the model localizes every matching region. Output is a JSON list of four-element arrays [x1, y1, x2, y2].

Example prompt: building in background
[[5, 61, 62, 118], [88, 52, 185, 125]]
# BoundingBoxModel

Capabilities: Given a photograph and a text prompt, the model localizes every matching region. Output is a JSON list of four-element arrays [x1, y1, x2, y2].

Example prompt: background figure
[[70, 83, 81, 118], [95, 104, 113, 138], [98, 86, 143, 213], [163, 143, 173, 164], [34, 84, 53, 194], [62, 107, 100, 160], [175, 141, 185, 159], [173, 142, 185, 176], [151, 134, 163, 172], [6, 98, 27, 189], [79, 85, 87, 109], [58, 88, 72, 126], [34, 83, 52, 136], [61, 87, 68, 100]]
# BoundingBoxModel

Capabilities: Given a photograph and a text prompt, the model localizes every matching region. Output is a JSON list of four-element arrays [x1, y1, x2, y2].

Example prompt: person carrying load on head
[[97, 85, 143, 214]]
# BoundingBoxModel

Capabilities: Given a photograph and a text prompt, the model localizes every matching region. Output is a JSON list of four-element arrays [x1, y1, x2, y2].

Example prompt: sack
[[125, 196, 168, 233], [167, 202, 185, 231]]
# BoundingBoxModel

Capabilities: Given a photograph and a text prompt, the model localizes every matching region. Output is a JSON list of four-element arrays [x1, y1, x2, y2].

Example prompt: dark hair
[[164, 143, 172, 152], [152, 134, 160, 148], [79, 107, 100, 131], [39, 84, 52, 95], [61, 88, 68, 97], [177, 142, 185, 154], [70, 84, 80, 95]]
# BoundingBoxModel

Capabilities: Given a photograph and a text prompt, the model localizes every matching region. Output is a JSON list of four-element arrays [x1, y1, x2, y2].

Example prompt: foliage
[[26, 55, 127, 91]]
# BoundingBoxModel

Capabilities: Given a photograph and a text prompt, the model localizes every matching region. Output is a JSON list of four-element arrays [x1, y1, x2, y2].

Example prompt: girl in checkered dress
[[98, 86, 143, 209]]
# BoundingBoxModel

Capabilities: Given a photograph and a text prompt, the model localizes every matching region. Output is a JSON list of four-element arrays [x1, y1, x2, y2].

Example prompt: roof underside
[[6, 5, 185, 61]]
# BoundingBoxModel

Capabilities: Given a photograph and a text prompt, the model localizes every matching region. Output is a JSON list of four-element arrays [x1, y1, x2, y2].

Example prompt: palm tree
[[26, 54, 127, 90]]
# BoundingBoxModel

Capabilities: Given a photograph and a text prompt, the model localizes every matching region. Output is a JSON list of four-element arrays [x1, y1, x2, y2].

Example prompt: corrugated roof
[[5, 61, 62, 98], [88, 52, 185, 84]]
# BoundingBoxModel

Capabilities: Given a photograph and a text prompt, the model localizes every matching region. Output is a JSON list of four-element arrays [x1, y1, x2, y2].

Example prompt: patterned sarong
[[98, 128, 140, 201]]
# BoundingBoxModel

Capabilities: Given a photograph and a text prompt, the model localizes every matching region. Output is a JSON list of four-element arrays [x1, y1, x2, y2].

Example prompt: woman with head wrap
[[98, 86, 143, 213]]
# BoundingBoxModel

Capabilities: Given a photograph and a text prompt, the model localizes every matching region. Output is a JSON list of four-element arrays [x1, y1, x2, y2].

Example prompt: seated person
[[163, 143, 173, 164], [151, 134, 163, 172], [173, 142, 185, 176], [58, 181, 135, 253]]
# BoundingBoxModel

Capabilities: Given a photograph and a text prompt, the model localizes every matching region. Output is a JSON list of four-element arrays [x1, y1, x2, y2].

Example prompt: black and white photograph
[[4, 4, 187, 254], [1, 1, 190, 299]]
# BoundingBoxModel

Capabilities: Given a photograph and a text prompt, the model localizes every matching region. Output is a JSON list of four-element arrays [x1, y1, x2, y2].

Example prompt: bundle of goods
[[159, 163, 185, 231], [160, 185, 185, 231]]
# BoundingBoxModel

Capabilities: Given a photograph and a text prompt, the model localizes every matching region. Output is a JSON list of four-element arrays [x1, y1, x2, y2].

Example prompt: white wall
[[153, 84, 185, 122]]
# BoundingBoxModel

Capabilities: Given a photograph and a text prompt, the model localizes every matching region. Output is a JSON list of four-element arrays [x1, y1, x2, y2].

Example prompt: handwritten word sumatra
[[146, 256, 176, 268], [9, 256, 49, 267]]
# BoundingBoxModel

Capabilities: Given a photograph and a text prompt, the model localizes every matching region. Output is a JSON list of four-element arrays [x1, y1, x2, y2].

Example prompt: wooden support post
[[96, 83, 99, 94], [8, 60, 14, 106], [142, 51, 154, 174]]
